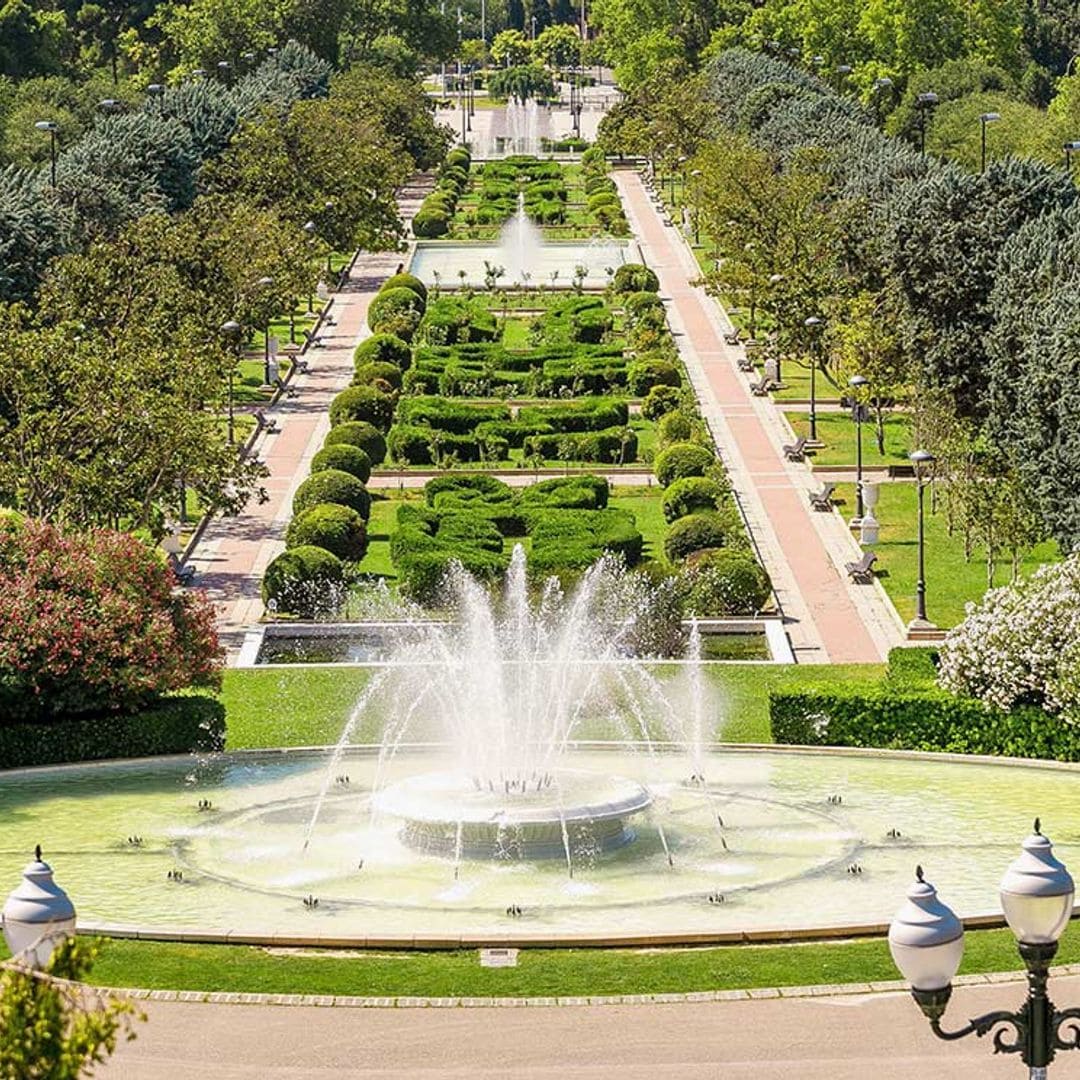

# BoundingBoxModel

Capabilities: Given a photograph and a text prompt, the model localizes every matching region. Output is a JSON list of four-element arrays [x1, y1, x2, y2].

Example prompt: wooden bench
[[846, 550, 878, 583], [750, 377, 776, 397], [808, 482, 836, 512], [167, 552, 196, 587], [254, 410, 280, 434], [737, 355, 754, 372], [723, 330, 742, 346], [783, 435, 808, 462]]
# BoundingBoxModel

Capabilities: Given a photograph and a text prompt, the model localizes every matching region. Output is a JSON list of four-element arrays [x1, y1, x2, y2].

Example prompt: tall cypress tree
[[530, 0, 552, 35], [508, 0, 525, 31]]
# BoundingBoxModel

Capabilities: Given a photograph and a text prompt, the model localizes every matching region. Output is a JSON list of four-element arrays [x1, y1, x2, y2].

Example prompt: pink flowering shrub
[[937, 555, 1080, 721], [0, 518, 222, 723]]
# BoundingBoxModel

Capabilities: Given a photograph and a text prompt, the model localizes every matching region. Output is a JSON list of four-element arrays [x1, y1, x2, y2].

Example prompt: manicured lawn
[[835, 482, 1060, 628], [357, 491, 420, 579], [784, 411, 914, 468], [771, 366, 846, 403], [16, 921, 1076, 998], [609, 484, 666, 563]]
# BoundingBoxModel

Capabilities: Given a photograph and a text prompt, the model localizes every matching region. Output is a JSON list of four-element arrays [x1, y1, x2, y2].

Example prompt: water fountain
[[496, 193, 544, 285], [505, 97, 542, 156]]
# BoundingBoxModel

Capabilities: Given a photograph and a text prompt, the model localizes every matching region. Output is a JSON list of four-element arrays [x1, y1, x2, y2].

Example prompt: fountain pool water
[[4, 552, 1080, 944]]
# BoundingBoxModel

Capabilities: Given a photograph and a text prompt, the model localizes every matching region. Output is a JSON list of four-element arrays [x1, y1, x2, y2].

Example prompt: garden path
[[187, 179, 433, 661], [615, 170, 902, 663]]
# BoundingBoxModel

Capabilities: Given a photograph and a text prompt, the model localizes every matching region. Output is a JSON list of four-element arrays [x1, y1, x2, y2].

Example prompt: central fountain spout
[[498, 192, 543, 287]]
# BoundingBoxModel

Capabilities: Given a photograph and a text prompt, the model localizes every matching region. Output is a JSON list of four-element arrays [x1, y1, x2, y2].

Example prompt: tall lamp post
[[302, 219, 317, 313], [848, 374, 868, 525], [3, 846, 77, 971], [767, 273, 784, 381], [916, 92, 939, 155], [979, 111, 1001, 173], [257, 276, 275, 386], [690, 169, 702, 244], [871, 77, 893, 125], [804, 316, 823, 443], [909, 448, 936, 629], [890, 822, 1080, 1079], [1064, 141, 1080, 175], [34, 120, 58, 187], [220, 319, 242, 445]]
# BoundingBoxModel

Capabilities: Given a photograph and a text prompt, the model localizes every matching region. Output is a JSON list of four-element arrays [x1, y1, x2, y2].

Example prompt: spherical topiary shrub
[[323, 421, 387, 466], [624, 290, 665, 320], [657, 411, 693, 444], [329, 385, 396, 432], [664, 511, 735, 562], [293, 469, 372, 520], [354, 333, 411, 370], [662, 476, 727, 523], [286, 503, 369, 563], [612, 263, 660, 294], [655, 442, 715, 487], [262, 545, 344, 617], [367, 286, 425, 339], [642, 385, 681, 421], [310, 443, 372, 483], [379, 272, 427, 305], [627, 358, 681, 396], [353, 361, 403, 391], [412, 208, 449, 238], [680, 549, 771, 616]]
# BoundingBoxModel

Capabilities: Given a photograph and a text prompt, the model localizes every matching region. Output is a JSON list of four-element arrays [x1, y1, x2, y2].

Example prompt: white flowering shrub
[[938, 555, 1080, 721]]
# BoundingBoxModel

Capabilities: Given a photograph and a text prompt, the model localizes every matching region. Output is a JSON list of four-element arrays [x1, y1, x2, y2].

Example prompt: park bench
[[737, 355, 754, 372], [167, 552, 196, 587], [750, 376, 776, 397], [808, 482, 836, 512], [783, 435, 808, 462], [845, 550, 878, 583], [723, 330, 742, 346], [255, 410, 280, 434]]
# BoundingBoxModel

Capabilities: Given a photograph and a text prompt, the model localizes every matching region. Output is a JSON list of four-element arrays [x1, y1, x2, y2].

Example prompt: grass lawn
[[356, 490, 422, 580], [784, 412, 914, 469], [608, 484, 666, 563], [835, 482, 1059, 627], [771, 366, 846, 403]]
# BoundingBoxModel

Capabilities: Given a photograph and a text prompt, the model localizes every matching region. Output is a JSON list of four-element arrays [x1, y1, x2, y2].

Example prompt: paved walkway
[[615, 172, 902, 664], [188, 180, 433, 657], [100, 975, 1080, 1078]]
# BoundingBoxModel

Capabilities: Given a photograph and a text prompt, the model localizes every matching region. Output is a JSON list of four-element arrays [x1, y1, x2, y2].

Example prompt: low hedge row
[[413, 144, 471, 238], [528, 508, 643, 574], [522, 426, 638, 464], [0, 695, 225, 769]]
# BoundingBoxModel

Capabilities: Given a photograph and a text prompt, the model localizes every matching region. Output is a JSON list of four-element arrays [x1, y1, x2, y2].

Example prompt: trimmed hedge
[[612, 263, 660, 293], [396, 397, 511, 434], [354, 334, 411, 370], [354, 361, 403, 391], [662, 476, 726, 522], [292, 469, 372, 519], [397, 547, 509, 603], [518, 399, 629, 433], [642, 385, 681, 421], [329, 385, 396, 431], [657, 411, 694, 444], [655, 442, 715, 486], [664, 510, 737, 561], [627, 359, 681, 396], [680, 550, 771, 616], [522, 426, 638, 464], [0, 695, 225, 770], [323, 421, 387, 465], [285, 503, 368, 562], [519, 475, 609, 510], [419, 297, 499, 345], [380, 272, 427, 304], [261, 545, 344, 617], [424, 474, 513, 504], [310, 444, 372, 483], [769, 686, 1080, 761], [529, 509, 643, 574]]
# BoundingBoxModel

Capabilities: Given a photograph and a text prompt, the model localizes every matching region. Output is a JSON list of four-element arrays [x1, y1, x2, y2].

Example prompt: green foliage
[[655, 441, 715, 486], [379, 271, 427, 304], [642, 384, 681, 420], [679, 549, 772, 616], [661, 475, 726, 522], [396, 396, 511, 433], [612, 263, 659, 293], [0, 695, 224, 769], [418, 296, 498, 344], [310, 444, 372, 482], [518, 398, 629, 432], [329, 385, 396, 431], [353, 360, 403, 390], [518, 475, 610, 510], [528, 508, 643, 573], [292, 469, 371, 519], [262, 544, 344, 617], [885, 646, 939, 689], [323, 421, 386, 465], [627, 358, 681, 395], [353, 333, 411, 370], [664, 510, 736, 561], [424, 474, 513, 504], [367, 285, 426, 339], [487, 64, 556, 102], [523, 427, 638, 464], [657, 410, 694, 444], [285, 502, 368, 562]]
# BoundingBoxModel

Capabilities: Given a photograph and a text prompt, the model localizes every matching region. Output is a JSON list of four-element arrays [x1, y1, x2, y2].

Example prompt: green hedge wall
[[0, 695, 225, 770]]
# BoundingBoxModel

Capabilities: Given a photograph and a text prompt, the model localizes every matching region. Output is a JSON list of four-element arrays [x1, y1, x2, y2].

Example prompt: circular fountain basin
[[3, 745, 1080, 946], [372, 770, 652, 858]]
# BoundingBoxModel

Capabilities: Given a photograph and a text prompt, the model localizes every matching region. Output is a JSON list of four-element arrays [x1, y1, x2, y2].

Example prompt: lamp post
[[690, 169, 702, 244], [916, 92, 939, 155], [872, 77, 893, 125], [257, 276, 274, 386], [2, 846, 77, 971], [34, 120, 58, 187], [217, 60, 232, 85], [804, 316, 823, 442], [220, 319, 242, 445], [834, 63, 852, 92], [98, 98, 122, 114], [323, 200, 335, 278], [1064, 141, 1080, 175], [302, 219, 317, 313], [979, 111, 1001, 173], [909, 448, 935, 629], [767, 272, 784, 381], [849, 374, 868, 524], [891, 822, 1080, 1078]]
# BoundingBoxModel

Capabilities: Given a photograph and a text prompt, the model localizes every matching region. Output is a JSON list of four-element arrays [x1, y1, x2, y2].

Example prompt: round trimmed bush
[[662, 476, 727, 523], [412, 209, 449, 238], [262, 545, 344, 617], [329, 385, 396, 431], [628, 358, 681, 396], [368, 286, 425, 339], [642, 385, 681, 421], [354, 333, 411, 370], [323, 421, 386, 465], [380, 272, 427, 305], [655, 442, 715, 487], [681, 549, 771, 616], [612, 263, 659, 294], [658, 411, 694, 444], [310, 443, 372, 483], [286, 503, 369, 562], [664, 511, 735, 562], [293, 469, 372, 520], [624, 291, 665, 319], [354, 361, 403, 391]]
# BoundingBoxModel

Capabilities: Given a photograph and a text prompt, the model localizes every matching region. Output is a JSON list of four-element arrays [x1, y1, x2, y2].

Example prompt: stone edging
[[100, 964, 1080, 1010]]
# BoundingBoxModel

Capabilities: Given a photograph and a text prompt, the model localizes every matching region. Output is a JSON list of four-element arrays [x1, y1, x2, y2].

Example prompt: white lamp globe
[[2, 846, 76, 970], [1000, 819, 1074, 945], [888, 866, 964, 991]]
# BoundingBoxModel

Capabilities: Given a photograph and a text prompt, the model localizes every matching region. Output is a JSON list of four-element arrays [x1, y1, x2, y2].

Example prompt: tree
[[150, 0, 282, 70], [491, 28, 532, 66], [0, 938, 140, 1079], [508, 0, 525, 30], [0, 0, 70, 79], [534, 23, 580, 68]]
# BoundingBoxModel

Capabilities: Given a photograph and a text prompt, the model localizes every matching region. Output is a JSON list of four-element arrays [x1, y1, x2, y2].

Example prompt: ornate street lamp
[[220, 319, 242, 445], [256, 276, 275, 386], [34, 120, 58, 187], [916, 92, 939, 155], [302, 220, 317, 313], [849, 374, 868, 524], [909, 448, 935, 629], [892, 823, 1080, 1078], [1064, 141, 1080, 175], [979, 112, 1001, 173], [804, 316, 823, 442], [3, 846, 77, 970]]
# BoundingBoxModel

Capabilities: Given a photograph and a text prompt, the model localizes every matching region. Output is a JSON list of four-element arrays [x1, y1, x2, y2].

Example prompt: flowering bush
[[0, 519, 222, 723], [937, 555, 1080, 721]]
